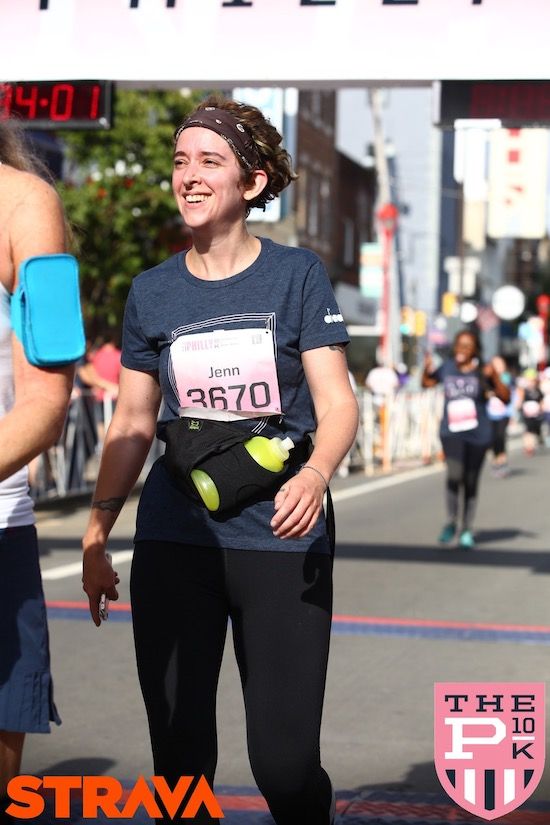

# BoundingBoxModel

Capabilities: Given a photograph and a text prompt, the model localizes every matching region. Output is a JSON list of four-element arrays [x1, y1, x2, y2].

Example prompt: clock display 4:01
[[0, 81, 110, 127]]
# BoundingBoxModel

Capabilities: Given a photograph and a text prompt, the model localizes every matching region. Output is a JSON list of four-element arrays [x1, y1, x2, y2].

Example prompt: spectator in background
[[78, 335, 121, 446], [517, 368, 544, 456], [539, 366, 550, 447], [90, 334, 122, 437], [365, 362, 398, 405], [90, 335, 122, 401], [337, 371, 358, 478], [395, 362, 409, 389], [0, 119, 74, 821]]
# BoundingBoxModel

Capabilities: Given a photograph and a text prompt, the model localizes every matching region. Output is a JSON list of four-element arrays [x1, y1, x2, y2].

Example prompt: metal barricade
[[30, 387, 446, 502], [353, 386, 443, 476], [29, 390, 163, 504]]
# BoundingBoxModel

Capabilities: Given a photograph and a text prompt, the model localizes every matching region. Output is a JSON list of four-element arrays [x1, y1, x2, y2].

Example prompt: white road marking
[[41, 550, 134, 580], [331, 463, 444, 504]]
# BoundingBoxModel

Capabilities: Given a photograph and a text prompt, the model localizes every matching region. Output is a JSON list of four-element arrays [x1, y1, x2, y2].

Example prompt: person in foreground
[[82, 95, 359, 824], [422, 330, 510, 549], [0, 121, 74, 821]]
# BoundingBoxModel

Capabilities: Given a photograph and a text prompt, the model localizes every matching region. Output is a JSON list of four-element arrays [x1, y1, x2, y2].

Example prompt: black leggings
[[491, 418, 509, 457], [440, 437, 487, 530], [130, 542, 334, 825]]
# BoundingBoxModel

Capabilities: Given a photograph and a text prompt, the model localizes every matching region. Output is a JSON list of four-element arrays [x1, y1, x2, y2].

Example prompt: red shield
[[434, 682, 545, 820]]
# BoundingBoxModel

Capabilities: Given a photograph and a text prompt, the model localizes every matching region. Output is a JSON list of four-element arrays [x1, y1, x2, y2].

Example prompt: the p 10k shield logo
[[434, 682, 545, 820]]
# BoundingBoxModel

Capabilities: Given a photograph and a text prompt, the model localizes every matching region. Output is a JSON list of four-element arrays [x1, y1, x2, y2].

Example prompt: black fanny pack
[[161, 416, 311, 515]]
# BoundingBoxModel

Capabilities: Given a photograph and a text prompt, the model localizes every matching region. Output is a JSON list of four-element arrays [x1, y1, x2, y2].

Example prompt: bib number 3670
[[186, 381, 272, 410], [170, 327, 282, 416]]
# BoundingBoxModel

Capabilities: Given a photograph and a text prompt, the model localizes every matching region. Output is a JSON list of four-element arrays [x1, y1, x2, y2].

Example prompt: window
[[320, 178, 332, 245], [307, 172, 320, 238], [343, 217, 355, 267]]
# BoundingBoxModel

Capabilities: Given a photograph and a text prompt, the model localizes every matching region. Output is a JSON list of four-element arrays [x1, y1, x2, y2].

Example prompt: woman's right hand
[[82, 547, 120, 627]]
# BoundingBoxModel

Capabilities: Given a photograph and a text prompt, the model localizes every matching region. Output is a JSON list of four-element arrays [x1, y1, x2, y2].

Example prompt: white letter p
[[445, 717, 506, 759]]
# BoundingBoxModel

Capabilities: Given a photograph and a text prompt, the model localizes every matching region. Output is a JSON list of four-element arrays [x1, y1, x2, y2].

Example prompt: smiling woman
[[422, 329, 511, 550], [82, 93, 358, 825], [171, 125, 263, 253]]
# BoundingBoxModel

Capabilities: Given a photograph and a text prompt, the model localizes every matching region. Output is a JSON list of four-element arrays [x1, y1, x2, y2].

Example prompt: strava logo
[[434, 683, 545, 820], [6, 776, 223, 820]]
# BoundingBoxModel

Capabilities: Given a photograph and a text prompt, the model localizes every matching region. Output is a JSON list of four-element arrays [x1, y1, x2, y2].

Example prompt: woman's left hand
[[270, 468, 327, 539], [483, 356, 505, 380]]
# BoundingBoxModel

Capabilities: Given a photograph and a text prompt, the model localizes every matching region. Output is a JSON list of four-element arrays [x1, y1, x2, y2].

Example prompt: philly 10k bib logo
[[434, 683, 545, 820]]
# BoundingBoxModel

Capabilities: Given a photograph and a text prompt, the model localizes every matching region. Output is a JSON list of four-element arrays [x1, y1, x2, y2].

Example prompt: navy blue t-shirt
[[433, 360, 492, 445], [121, 237, 349, 552]]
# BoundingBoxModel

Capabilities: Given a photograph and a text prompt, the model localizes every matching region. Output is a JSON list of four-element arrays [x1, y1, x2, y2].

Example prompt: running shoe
[[438, 523, 456, 544], [459, 529, 475, 549]]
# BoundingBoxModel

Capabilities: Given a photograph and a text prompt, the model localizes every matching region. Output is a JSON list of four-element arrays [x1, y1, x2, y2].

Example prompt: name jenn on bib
[[208, 365, 240, 378]]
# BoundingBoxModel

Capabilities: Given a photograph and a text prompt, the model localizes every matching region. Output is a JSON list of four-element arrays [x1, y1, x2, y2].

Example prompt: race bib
[[523, 399, 541, 418], [487, 395, 507, 417], [170, 328, 282, 418], [447, 398, 478, 432]]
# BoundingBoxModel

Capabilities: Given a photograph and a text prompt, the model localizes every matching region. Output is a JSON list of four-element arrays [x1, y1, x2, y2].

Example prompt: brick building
[[249, 90, 376, 288]]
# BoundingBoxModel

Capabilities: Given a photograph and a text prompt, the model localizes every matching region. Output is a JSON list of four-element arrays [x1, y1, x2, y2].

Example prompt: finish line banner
[[0, 0, 548, 85]]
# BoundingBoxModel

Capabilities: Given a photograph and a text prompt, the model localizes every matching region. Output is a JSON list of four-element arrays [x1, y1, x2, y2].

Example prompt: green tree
[[57, 88, 204, 339]]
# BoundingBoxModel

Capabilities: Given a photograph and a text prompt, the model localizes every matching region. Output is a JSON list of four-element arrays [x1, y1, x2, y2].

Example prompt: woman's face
[[453, 333, 477, 365], [172, 127, 247, 232]]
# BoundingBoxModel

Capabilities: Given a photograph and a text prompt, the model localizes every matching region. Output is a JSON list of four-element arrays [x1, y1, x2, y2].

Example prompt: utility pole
[[368, 88, 402, 368], [368, 89, 403, 474], [369, 89, 392, 205]]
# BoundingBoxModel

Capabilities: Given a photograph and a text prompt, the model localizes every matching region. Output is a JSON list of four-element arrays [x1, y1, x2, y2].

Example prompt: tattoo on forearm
[[92, 497, 126, 512], [329, 344, 345, 352]]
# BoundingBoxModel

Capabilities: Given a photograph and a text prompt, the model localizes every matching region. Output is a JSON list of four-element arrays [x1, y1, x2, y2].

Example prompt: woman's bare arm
[[82, 365, 162, 625], [0, 174, 74, 481]]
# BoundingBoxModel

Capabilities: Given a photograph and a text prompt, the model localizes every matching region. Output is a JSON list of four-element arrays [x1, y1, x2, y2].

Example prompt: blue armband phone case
[[10, 254, 86, 366]]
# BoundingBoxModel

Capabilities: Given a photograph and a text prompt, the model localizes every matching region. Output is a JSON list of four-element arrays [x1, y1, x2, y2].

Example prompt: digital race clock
[[0, 80, 113, 130]]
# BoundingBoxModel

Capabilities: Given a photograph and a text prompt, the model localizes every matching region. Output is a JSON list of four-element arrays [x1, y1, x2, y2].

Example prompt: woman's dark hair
[[176, 94, 297, 214], [0, 118, 75, 250], [453, 329, 483, 361], [0, 118, 52, 180]]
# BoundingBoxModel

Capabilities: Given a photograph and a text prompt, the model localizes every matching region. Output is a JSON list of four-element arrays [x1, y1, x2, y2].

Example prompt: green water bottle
[[243, 435, 295, 472], [189, 468, 221, 512], [190, 436, 295, 512]]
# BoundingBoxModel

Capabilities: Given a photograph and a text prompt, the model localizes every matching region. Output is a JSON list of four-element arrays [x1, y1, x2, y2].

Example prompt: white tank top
[[0, 281, 34, 527]]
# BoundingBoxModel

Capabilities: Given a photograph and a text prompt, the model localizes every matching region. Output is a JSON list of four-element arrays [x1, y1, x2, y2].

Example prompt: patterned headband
[[174, 107, 260, 171]]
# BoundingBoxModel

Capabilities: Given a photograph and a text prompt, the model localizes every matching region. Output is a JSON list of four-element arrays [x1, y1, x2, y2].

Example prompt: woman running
[[422, 330, 510, 549]]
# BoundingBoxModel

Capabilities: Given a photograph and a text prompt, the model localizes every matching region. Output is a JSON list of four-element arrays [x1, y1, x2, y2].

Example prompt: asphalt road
[[21, 442, 550, 823]]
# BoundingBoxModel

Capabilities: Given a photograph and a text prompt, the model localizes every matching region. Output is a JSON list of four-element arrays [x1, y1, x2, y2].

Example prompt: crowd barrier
[[347, 387, 444, 476], [30, 387, 449, 504], [29, 390, 162, 504]]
